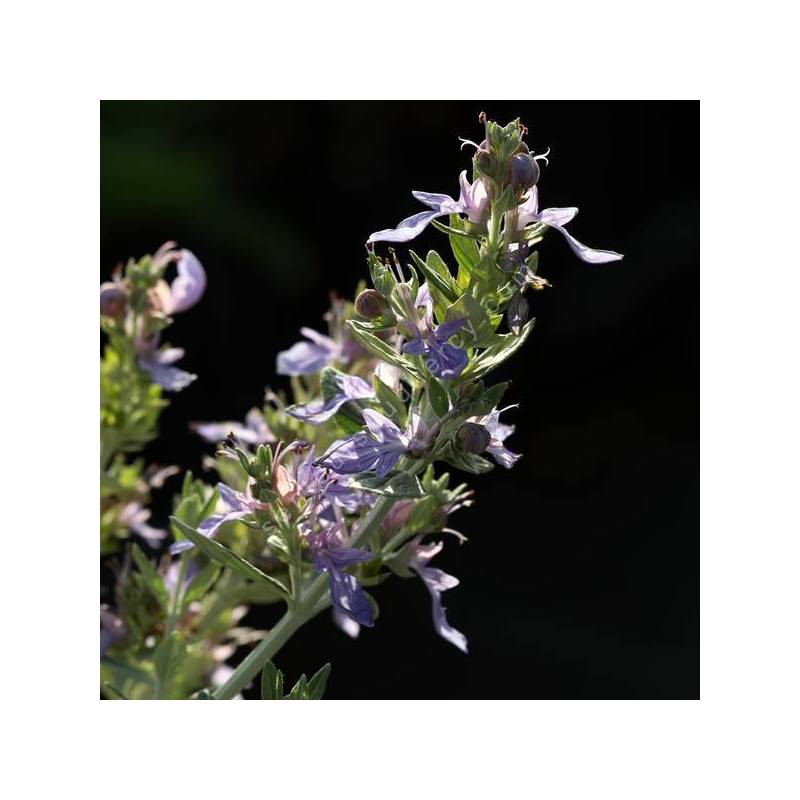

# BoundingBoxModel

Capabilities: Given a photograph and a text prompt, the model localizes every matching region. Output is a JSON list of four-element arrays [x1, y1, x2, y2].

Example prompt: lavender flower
[[287, 374, 374, 425], [481, 408, 520, 468], [517, 187, 623, 264], [307, 526, 375, 627], [402, 318, 468, 380], [276, 328, 341, 376], [191, 407, 273, 446], [293, 446, 373, 515], [162, 559, 198, 598], [170, 482, 268, 555], [165, 249, 207, 314], [136, 335, 196, 391], [368, 171, 488, 244], [409, 540, 467, 653], [117, 501, 166, 546], [316, 409, 411, 478], [100, 607, 126, 658]]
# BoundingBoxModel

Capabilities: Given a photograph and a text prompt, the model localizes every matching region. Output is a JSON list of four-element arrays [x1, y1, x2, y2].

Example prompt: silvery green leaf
[[373, 375, 408, 426], [347, 471, 424, 498], [408, 250, 460, 303], [131, 544, 169, 610], [306, 663, 332, 700], [445, 294, 494, 348], [440, 214, 482, 289], [170, 517, 290, 598], [427, 376, 450, 417], [346, 320, 422, 379], [442, 442, 494, 475], [464, 319, 536, 380], [261, 661, 284, 700]]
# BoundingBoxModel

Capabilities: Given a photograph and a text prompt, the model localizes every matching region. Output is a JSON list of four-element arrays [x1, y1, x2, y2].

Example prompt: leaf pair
[[261, 661, 331, 700]]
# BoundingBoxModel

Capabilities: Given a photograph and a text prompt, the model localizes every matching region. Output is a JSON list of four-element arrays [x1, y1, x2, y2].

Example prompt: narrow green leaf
[[261, 661, 283, 700], [408, 250, 459, 304], [170, 518, 290, 598], [182, 561, 222, 606], [154, 630, 186, 687], [346, 320, 422, 379], [103, 682, 129, 700], [131, 544, 169, 610], [465, 319, 535, 380], [289, 673, 309, 699], [347, 471, 424, 498], [445, 214, 482, 289], [306, 663, 332, 700], [373, 374, 408, 426], [427, 377, 450, 417], [445, 293, 494, 347]]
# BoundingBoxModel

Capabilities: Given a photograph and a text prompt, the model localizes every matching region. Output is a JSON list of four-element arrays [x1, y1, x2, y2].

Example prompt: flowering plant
[[100, 114, 621, 699]]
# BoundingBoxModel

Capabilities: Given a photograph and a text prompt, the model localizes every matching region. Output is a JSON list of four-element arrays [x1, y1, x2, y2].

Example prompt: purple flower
[[117, 501, 166, 546], [165, 249, 207, 314], [100, 607, 126, 658], [316, 409, 411, 478], [480, 408, 520, 468], [517, 187, 623, 264], [409, 539, 467, 653], [276, 328, 341, 376], [402, 318, 468, 380], [287, 374, 374, 425], [191, 407, 273, 446], [368, 171, 489, 244], [170, 482, 268, 555], [308, 526, 375, 627], [136, 335, 196, 391], [162, 559, 198, 598]]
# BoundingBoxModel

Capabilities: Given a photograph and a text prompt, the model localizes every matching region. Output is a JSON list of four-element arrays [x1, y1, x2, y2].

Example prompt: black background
[[101, 101, 699, 699]]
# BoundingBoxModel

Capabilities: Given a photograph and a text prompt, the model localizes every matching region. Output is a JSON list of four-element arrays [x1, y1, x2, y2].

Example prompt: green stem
[[211, 491, 400, 700]]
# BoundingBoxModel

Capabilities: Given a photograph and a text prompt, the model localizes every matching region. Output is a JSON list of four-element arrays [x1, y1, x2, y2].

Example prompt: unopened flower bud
[[100, 282, 128, 320], [355, 289, 388, 319], [381, 499, 415, 535], [509, 153, 540, 190], [457, 422, 491, 454]]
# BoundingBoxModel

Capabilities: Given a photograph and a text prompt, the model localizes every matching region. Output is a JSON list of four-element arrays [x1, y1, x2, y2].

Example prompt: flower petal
[[141, 360, 196, 391], [546, 223, 624, 264], [317, 434, 381, 474], [276, 342, 331, 375], [401, 336, 427, 356], [367, 209, 443, 244], [536, 206, 578, 227], [425, 341, 468, 380], [316, 556, 374, 627], [168, 250, 207, 314], [324, 545, 375, 568], [434, 318, 466, 341], [412, 561, 468, 654], [287, 394, 350, 425], [332, 607, 361, 639], [362, 408, 403, 444], [486, 443, 521, 469]]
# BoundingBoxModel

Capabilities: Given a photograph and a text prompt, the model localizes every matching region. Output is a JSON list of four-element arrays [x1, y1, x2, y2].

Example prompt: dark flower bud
[[507, 292, 529, 336], [355, 288, 388, 319], [509, 153, 540, 190], [100, 282, 128, 320], [457, 422, 491, 454]]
